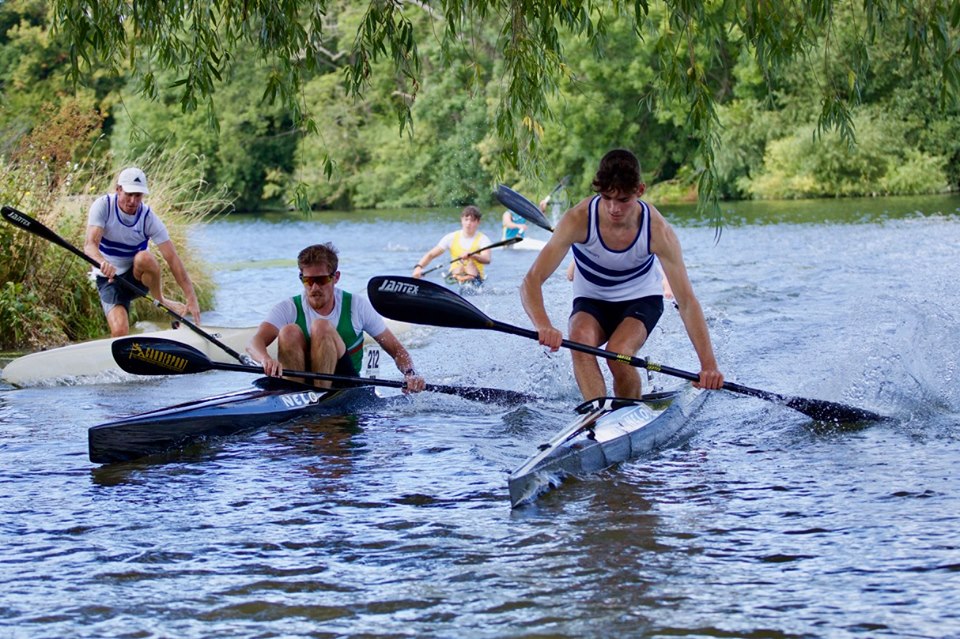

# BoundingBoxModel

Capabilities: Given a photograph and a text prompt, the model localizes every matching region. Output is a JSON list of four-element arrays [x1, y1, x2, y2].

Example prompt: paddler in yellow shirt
[[412, 205, 492, 286]]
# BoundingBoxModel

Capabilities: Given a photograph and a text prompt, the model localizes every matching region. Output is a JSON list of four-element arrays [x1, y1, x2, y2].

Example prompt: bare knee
[[278, 324, 307, 348], [107, 306, 130, 337], [133, 250, 160, 277], [309, 319, 345, 357], [569, 317, 604, 347], [309, 319, 338, 340], [277, 324, 308, 367]]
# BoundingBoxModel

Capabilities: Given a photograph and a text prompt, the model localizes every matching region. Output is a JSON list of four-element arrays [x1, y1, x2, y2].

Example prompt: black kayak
[[88, 378, 377, 464]]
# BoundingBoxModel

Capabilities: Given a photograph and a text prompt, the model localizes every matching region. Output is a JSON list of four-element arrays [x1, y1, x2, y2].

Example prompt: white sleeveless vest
[[571, 195, 662, 302], [88, 194, 169, 274]]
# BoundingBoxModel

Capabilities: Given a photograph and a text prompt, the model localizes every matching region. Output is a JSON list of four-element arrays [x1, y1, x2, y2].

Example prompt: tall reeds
[[1, 105, 232, 351]]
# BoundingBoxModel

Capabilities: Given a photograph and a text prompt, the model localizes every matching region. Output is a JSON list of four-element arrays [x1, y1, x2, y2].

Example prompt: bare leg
[[307, 319, 346, 389], [134, 250, 186, 315], [106, 305, 130, 337], [568, 311, 608, 401], [277, 324, 308, 382], [606, 318, 650, 399]]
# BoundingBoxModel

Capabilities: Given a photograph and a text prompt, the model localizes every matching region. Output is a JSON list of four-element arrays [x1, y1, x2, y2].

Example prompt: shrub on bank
[[1, 145, 231, 351]]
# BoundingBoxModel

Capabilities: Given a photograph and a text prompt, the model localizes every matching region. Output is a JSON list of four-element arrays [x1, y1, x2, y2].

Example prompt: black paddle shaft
[[367, 275, 884, 423], [2, 204, 245, 362], [494, 321, 882, 422], [421, 236, 522, 275], [111, 336, 535, 405]]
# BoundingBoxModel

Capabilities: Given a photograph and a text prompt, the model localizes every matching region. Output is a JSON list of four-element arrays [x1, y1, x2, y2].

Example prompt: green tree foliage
[[54, 0, 960, 212], [719, 1, 960, 199], [4, 0, 960, 210], [0, 0, 121, 158], [744, 109, 948, 198], [295, 6, 494, 209], [110, 54, 298, 212]]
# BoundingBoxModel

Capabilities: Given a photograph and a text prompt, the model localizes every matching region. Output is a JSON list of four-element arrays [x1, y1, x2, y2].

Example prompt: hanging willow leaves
[[51, 0, 960, 215]]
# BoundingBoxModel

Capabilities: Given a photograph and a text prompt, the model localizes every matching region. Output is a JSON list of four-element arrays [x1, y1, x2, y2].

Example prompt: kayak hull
[[508, 383, 706, 507], [88, 380, 377, 464]]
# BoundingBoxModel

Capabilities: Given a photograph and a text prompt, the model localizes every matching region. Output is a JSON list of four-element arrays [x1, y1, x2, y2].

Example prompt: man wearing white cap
[[84, 167, 201, 336]]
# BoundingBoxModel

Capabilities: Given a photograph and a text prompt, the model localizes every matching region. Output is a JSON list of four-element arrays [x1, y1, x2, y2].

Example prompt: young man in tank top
[[520, 148, 724, 400], [412, 205, 492, 284], [246, 243, 425, 392], [84, 167, 201, 336]]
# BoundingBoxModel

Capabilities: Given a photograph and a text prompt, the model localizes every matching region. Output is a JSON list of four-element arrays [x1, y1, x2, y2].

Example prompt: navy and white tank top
[[87, 194, 170, 274], [570, 195, 663, 302]]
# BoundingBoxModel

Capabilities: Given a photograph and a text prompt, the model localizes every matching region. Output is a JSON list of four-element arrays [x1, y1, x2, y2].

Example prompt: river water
[[1, 196, 959, 638]]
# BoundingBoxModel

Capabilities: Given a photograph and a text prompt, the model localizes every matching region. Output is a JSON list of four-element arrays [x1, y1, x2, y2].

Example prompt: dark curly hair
[[591, 149, 643, 194]]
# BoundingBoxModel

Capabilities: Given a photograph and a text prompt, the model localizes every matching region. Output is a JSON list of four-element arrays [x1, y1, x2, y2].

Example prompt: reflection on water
[[2, 195, 960, 638]]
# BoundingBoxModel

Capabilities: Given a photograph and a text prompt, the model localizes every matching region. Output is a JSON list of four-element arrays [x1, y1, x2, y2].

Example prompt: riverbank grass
[[1, 150, 231, 351]]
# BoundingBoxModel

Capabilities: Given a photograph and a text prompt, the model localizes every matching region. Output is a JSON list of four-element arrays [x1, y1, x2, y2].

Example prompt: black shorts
[[333, 351, 360, 378], [95, 270, 145, 315], [571, 295, 664, 340]]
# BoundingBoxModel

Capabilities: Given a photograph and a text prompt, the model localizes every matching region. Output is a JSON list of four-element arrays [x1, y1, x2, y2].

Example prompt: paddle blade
[[548, 175, 571, 198], [112, 337, 214, 376], [367, 276, 495, 329], [723, 380, 884, 423], [429, 383, 535, 405], [782, 396, 884, 423], [493, 184, 555, 232], [2, 205, 88, 260]]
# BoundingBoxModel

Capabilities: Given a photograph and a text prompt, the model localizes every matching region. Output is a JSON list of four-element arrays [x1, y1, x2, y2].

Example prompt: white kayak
[[508, 383, 707, 507], [510, 237, 546, 251], [2, 319, 410, 387]]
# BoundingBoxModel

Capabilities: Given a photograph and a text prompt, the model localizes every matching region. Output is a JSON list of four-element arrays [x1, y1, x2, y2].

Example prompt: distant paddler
[[84, 167, 201, 337], [501, 208, 528, 245], [412, 205, 492, 287], [247, 243, 425, 392]]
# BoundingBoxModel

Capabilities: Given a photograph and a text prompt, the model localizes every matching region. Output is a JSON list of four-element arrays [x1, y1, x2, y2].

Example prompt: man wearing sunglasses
[[246, 243, 425, 392], [84, 166, 201, 336]]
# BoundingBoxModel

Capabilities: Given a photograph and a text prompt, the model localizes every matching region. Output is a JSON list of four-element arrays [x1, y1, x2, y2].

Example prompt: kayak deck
[[88, 378, 378, 464], [2, 319, 410, 387], [2, 324, 261, 387], [508, 383, 706, 507], [443, 273, 484, 295]]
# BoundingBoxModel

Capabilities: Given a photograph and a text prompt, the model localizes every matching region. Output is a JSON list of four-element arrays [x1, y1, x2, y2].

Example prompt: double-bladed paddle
[[494, 184, 555, 232], [1, 204, 249, 364], [367, 275, 884, 423], [544, 175, 571, 203], [111, 336, 536, 405], [420, 236, 522, 275]]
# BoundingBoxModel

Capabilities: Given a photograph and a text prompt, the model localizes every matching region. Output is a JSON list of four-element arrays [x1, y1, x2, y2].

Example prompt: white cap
[[117, 167, 149, 194]]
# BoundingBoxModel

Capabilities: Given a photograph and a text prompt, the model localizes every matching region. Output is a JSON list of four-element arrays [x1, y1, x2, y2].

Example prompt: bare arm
[[472, 246, 492, 265], [657, 261, 674, 299], [156, 240, 201, 323], [84, 225, 115, 278], [247, 322, 282, 376], [520, 199, 589, 350], [412, 245, 446, 278], [649, 207, 723, 389], [502, 211, 526, 231], [374, 328, 425, 392]]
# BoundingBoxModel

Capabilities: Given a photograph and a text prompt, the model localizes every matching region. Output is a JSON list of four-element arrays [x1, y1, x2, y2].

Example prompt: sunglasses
[[299, 273, 336, 286]]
